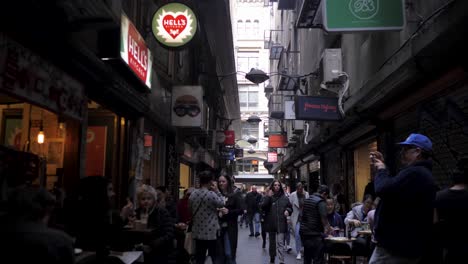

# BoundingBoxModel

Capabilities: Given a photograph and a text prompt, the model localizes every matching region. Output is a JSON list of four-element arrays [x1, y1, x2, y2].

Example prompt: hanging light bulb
[[37, 123, 45, 144]]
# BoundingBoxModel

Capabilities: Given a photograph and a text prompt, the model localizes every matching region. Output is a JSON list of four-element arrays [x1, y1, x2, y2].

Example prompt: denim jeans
[[223, 232, 236, 264], [295, 221, 301, 253], [369, 246, 421, 264], [249, 213, 261, 235]]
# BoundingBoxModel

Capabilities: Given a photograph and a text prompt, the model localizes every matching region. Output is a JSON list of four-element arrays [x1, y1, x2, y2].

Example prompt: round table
[[357, 230, 373, 236]]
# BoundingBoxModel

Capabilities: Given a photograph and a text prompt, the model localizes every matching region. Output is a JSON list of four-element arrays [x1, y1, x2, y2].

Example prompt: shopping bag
[[184, 222, 195, 255]]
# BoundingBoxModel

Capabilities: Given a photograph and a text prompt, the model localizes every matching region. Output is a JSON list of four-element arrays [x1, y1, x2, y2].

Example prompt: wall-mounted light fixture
[[37, 111, 45, 144]]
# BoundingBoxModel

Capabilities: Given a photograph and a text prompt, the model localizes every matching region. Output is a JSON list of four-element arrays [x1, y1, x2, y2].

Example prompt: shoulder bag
[[184, 191, 208, 255]]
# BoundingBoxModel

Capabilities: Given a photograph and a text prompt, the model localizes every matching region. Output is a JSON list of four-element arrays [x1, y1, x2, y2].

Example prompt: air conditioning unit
[[320, 49, 343, 92]]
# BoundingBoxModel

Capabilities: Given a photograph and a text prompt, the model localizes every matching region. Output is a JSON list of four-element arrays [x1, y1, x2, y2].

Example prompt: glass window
[[253, 20, 260, 36], [248, 91, 258, 107], [241, 121, 259, 140], [239, 91, 248, 107], [237, 20, 243, 37], [245, 20, 252, 36]]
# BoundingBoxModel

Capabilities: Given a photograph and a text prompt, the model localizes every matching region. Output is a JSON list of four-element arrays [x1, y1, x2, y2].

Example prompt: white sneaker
[[296, 253, 302, 260]]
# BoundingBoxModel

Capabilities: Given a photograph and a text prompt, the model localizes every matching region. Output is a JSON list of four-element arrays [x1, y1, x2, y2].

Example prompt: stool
[[329, 255, 352, 264]]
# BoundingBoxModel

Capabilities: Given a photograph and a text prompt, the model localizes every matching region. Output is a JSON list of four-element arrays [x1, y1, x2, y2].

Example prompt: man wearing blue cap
[[369, 133, 437, 264]]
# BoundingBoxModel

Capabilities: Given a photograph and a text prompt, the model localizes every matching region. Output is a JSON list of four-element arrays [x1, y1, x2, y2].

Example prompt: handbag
[[184, 192, 208, 255]]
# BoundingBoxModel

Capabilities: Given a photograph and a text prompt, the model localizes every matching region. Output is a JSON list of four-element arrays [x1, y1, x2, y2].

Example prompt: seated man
[[324, 199, 351, 257], [0, 186, 75, 264], [345, 195, 374, 258]]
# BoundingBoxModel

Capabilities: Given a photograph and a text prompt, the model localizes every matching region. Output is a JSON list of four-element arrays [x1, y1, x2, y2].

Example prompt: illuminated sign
[[152, 3, 198, 48], [268, 134, 287, 148], [120, 13, 153, 89], [267, 152, 278, 163], [295, 96, 342, 121]]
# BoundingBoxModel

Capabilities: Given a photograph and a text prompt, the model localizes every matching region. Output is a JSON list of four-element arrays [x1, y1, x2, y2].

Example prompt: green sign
[[152, 3, 197, 48], [323, 0, 405, 32]]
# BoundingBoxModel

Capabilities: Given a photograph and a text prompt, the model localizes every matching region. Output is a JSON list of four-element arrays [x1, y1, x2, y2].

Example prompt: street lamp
[[247, 137, 258, 144], [246, 115, 261, 124], [245, 68, 269, 84]]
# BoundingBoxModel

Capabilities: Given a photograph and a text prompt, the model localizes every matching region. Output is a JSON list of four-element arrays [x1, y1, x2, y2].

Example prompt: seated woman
[[344, 194, 374, 258], [134, 184, 175, 264]]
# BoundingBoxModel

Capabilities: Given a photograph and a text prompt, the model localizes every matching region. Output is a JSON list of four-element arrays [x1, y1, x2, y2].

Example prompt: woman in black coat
[[217, 175, 244, 264], [261, 180, 293, 264], [134, 185, 175, 264]]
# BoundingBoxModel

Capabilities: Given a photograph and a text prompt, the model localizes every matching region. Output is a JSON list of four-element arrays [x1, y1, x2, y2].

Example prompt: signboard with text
[[268, 134, 287, 148], [295, 96, 341, 121], [323, 0, 405, 32], [0, 34, 85, 120], [121, 13, 153, 89], [267, 152, 278, 163], [152, 3, 198, 48]]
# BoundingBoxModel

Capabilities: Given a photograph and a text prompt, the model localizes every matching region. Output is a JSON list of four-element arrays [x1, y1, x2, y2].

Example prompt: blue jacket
[[374, 160, 436, 257]]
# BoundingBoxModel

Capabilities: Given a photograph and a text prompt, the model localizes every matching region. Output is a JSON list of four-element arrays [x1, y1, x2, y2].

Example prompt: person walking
[[289, 182, 309, 260], [189, 171, 225, 264], [260, 187, 270, 249], [217, 175, 244, 264], [245, 185, 262, 237], [435, 155, 468, 263], [369, 133, 437, 263], [261, 180, 293, 264], [300, 185, 333, 264]]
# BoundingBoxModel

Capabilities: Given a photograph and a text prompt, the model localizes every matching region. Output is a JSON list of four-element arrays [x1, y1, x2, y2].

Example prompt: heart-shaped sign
[[162, 15, 187, 39]]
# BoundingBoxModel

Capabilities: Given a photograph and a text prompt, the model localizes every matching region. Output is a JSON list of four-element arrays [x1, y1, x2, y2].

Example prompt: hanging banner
[[121, 13, 153, 89], [295, 96, 342, 121], [268, 134, 287, 148], [171, 86, 204, 127], [224, 130, 235, 145], [323, 0, 405, 32], [152, 3, 198, 48]]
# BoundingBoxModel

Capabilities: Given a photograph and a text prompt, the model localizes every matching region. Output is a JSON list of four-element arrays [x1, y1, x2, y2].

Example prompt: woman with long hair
[[216, 174, 244, 264], [261, 180, 293, 264]]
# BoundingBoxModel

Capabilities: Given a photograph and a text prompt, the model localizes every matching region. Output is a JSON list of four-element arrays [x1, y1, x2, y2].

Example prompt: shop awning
[[234, 174, 275, 184]]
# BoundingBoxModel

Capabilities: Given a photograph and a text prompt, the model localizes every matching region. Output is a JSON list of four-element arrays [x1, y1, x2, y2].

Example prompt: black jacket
[[245, 191, 262, 214], [218, 191, 244, 259], [261, 193, 293, 233], [300, 194, 326, 237], [136, 206, 175, 263], [374, 160, 436, 257]]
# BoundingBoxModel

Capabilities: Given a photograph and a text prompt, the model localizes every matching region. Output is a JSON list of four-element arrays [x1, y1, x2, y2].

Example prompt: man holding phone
[[369, 133, 437, 264]]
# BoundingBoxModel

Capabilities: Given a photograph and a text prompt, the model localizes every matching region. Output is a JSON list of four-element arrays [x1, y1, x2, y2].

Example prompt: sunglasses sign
[[152, 3, 197, 48], [172, 86, 204, 127]]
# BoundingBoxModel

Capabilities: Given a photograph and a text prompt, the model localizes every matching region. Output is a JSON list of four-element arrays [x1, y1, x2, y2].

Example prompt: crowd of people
[[0, 132, 467, 264]]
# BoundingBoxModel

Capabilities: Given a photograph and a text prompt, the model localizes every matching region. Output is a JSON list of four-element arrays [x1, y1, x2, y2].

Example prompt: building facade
[[265, 0, 468, 204], [231, 0, 273, 187], [0, 0, 239, 203]]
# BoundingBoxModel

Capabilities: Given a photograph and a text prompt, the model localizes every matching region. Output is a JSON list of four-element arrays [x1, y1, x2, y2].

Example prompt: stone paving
[[205, 224, 301, 264]]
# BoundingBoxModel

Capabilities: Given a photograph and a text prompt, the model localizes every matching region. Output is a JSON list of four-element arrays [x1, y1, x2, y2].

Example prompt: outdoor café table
[[325, 237, 356, 243], [116, 226, 154, 251], [74, 250, 144, 264], [357, 230, 373, 236]]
